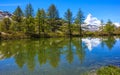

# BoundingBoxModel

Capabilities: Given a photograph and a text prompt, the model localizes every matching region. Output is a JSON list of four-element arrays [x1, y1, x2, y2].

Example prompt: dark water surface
[[0, 37, 120, 75]]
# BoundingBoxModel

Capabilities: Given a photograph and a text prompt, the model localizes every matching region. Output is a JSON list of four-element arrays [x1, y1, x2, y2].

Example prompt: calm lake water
[[0, 37, 120, 75]]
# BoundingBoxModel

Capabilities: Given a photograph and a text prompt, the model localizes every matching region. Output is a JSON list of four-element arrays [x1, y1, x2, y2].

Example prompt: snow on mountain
[[113, 23, 120, 27], [0, 10, 12, 21], [82, 38, 101, 51], [82, 14, 101, 31], [83, 14, 120, 31], [84, 14, 101, 27]]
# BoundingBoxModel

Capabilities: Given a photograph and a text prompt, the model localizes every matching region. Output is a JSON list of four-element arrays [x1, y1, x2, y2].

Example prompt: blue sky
[[0, 0, 120, 23]]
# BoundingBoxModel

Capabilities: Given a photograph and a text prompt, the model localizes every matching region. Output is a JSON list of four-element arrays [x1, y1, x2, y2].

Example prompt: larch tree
[[47, 4, 59, 32], [13, 6, 24, 31], [36, 8, 46, 35], [75, 9, 84, 36], [1, 18, 11, 31], [64, 9, 73, 36], [24, 3, 35, 33], [104, 20, 115, 35]]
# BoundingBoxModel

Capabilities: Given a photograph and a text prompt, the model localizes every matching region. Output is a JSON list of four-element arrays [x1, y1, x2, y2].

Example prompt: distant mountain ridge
[[82, 14, 120, 31], [0, 10, 12, 21]]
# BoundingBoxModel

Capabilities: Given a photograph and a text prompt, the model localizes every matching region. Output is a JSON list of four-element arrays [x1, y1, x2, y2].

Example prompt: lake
[[0, 37, 120, 75]]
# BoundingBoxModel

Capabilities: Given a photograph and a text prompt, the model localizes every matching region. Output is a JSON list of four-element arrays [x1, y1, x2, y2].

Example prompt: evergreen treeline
[[0, 4, 120, 39]]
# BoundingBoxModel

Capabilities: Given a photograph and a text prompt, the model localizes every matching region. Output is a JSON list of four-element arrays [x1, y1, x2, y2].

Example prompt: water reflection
[[82, 37, 116, 51], [0, 38, 86, 70], [0, 37, 118, 71], [82, 38, 101, 51], [102, 37, 116, 50]]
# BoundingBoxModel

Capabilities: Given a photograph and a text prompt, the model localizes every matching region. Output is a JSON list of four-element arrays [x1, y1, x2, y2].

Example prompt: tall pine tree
[[75, 9, 84, 36], [64, 9, 73, 36], [36, 8, 46, 35], [13, 6, 24, 31], [24, 3, 34, 33], [48, 4, 59, 32]]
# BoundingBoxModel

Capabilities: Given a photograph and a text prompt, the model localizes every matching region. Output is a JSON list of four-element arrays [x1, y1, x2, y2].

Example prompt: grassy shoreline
[[97, 65, 120, 75], [0, 31, 120, 40], [84, 65, 120, 75]]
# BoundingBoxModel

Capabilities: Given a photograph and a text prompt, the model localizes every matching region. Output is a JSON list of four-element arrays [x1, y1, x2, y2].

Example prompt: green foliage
[[24, 16, 35, 33], [12, 6, 24, 31], [35, 8, 46, 35], [75, 9, 84, 35], [13, 6, 24, 22], [0, 38, 86, 69], [100, 19, 104, 32], [103, 37, 116, 50], [104, 20, 115, 35], [1, 18, 11, 31], [114, 27, 120, 35], [75, 9, 84, 24], [0, 21, 2, 31], [48, 4, 59, 19], [25, 3, 34, 18], [0, 3, 120, 39], [64, 9, 73, 35], [47, 4, 60, 32], [24, 3, 35, 33], [97, 66, 120, 75], [64, 9, 72, 23]]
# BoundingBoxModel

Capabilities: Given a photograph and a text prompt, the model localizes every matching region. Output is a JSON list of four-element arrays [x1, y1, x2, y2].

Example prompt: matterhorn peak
[[87, 14, 92, 20], [84, 13, 101, 27]]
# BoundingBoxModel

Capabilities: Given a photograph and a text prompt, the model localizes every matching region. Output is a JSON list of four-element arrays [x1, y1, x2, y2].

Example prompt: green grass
[[83, 65, 120, 75], [97, 65, 120, 75]]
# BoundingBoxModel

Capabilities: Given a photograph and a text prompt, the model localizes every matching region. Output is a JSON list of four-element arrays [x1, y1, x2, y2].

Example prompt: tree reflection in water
[[0, 37, 117, 71], [103, 36, 116, 50]]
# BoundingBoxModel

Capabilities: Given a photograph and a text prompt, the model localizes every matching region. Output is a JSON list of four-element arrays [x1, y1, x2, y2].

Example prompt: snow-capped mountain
[[83, 14, 120, 31], [82, 14, 101, 31], [84, 14, 101, 27], [0, 10, 12, 21]]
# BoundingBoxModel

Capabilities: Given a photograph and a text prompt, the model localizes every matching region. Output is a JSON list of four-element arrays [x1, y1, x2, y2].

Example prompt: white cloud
[[84, 14, 101, 27]]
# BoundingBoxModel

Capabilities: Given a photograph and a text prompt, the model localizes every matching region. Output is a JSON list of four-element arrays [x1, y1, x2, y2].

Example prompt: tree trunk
[[69, 21, 71, 36], [79, 24, 82, 36]]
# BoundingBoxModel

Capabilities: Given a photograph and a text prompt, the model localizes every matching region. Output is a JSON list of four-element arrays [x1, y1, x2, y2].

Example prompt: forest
[[0, 3, 120, 39]]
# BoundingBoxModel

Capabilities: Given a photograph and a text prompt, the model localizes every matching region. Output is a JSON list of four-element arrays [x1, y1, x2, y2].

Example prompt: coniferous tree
[[1, 18, 11, 31], [13, 6, 24, 22], [24, 3, 34, 33], [100, 20, 104, 34], [104, 20, 115, 35], [25, 3, 34, 18], [48, 4, 59, 19], [64, 9, 73, 36], [75, 9, 84, 36], [13, 6, 24, 31], [48, 4, 59, 32], [36, 8, 46, 35]]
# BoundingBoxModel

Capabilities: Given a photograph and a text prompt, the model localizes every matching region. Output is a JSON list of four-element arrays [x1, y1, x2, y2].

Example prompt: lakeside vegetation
[[0, 3, 120, 39], [97, 65, 120, 75], [84, 65, 120, 75]]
